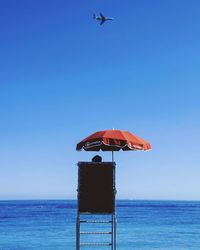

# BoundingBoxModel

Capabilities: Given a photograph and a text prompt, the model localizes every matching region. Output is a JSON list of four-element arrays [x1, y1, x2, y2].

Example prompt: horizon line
[[1, 198, 200, 202]]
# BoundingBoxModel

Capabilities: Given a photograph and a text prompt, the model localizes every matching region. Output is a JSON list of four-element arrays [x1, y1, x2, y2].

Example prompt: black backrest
[[78, 162, 115, 214]]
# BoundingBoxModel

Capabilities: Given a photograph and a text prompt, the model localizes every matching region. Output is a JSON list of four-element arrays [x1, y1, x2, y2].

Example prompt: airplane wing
[[100, 19, 106, 25], [100, 13, 105, 19]]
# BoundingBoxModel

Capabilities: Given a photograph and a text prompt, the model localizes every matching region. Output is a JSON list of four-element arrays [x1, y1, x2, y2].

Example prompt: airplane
[[93, 13, 114, 25]]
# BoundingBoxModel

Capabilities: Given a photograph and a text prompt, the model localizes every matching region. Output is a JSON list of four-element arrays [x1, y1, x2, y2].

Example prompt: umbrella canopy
[[76, 130, 151, 151]]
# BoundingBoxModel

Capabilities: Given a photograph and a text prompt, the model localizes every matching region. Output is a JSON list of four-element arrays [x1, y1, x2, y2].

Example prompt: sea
[[0, 200, 200, 250]]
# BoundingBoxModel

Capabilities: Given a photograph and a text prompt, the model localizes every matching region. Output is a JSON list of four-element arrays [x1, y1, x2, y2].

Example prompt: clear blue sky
[[0, 0, 200, 200]]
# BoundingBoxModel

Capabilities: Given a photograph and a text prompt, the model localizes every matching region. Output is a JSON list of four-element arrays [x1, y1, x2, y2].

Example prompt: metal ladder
[[76, 213, 116, 249]]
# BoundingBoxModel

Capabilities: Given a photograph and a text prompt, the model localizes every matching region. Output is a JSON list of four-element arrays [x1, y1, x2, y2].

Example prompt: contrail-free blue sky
[[0, 0, 199, 200]]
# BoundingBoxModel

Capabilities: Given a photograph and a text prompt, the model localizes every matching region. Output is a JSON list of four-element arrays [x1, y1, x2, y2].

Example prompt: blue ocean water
[[0, 200, 200, 250]]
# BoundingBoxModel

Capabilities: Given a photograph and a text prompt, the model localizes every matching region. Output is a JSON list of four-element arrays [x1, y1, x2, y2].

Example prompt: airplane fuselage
[[96, 16, 113, 21]]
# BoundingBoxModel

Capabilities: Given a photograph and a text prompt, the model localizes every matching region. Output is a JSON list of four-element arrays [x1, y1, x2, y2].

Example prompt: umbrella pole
[[112, 151, 114, 162]]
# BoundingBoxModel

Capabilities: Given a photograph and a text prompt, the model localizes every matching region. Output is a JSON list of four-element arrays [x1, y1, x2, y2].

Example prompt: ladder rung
[[80, 243, 112, 246], [80, 232, 112, 235], [80, 220, 112, 223]]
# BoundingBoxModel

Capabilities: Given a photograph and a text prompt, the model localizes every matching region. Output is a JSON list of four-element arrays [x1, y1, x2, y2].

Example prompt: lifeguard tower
[[76, 129, 151, 249]]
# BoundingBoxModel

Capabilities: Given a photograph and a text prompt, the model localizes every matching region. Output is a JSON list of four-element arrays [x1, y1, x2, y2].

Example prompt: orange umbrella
[[76, 129, 151, 160]]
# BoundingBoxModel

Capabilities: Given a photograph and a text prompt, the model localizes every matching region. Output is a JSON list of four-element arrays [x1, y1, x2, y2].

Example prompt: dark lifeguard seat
[[77, 161, 116, 214]]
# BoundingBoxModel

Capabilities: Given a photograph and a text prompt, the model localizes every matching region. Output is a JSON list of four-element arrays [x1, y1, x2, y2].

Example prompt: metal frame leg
[[76, 213, 80, 250], [114, 214, 117, 250], [112, 214, 117, 250]]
